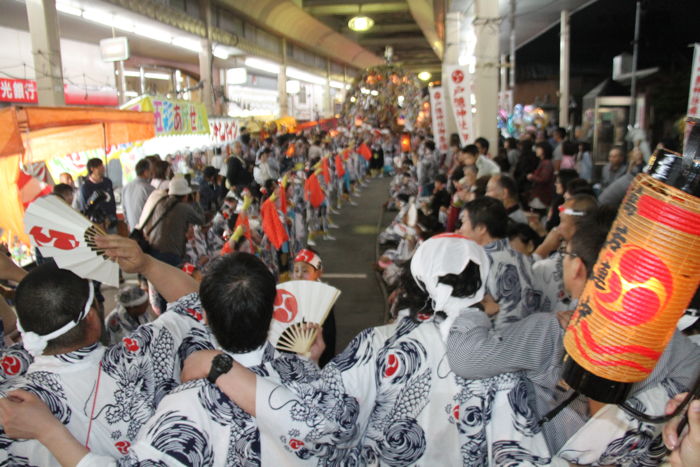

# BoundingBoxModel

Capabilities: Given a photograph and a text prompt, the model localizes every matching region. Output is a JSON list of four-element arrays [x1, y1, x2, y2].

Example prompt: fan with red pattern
[[24, 195, 119, 287], [268, 280, 341, 355]]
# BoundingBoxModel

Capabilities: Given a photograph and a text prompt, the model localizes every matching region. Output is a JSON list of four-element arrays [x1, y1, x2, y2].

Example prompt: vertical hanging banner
[[445, 65, 474, 146], [429, 87, 449, 152], [688, 44, 700, 119]]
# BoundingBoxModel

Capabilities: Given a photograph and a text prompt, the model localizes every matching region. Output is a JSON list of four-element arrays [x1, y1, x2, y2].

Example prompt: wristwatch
[[207, 353, 233, 384]]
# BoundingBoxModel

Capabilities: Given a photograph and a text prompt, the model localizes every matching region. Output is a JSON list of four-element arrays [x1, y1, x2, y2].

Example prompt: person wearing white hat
[[104, 285, 156, 345], [142, 175, 204, 313]]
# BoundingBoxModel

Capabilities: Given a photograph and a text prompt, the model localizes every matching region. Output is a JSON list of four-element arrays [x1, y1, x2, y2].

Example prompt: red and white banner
[[0, 78, 37, 103], [445, 65, 474, 146], [688, 44, 700, 119], [428, 87, 449, 153], [0, 78, 118, 106]]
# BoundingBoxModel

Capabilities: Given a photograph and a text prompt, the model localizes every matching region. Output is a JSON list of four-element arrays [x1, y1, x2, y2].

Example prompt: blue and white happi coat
[[253, 313, 552, 466], [0, 293, 212, 466]]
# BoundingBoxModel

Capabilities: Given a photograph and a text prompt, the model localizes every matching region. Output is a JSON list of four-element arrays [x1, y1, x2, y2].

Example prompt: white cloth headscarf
[[410, 233, 489, 340]]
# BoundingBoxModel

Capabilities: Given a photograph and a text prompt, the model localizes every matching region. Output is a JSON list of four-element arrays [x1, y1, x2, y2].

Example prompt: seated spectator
[[458, 196, 543, 328], [598, 146, 646, 208], [574, 141, 593, 182], [565, 178, 596, 199], [545, 168, 579, 231], [507, 222, 541, 256], [531, 194, 599, 313], [486, 174, 527, 224], [430, 174, 451, 226], [53, 183, 75, 206], [461, 144, 500, 179], [598, 146, 627, 191], [104, 285, 156, 345], [198, 166, 222, 214], [447, 215, 700, 465]]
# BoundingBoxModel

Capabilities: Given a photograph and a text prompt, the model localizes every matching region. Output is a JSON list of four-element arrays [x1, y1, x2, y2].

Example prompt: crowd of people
[[0, 123, 698, 466]]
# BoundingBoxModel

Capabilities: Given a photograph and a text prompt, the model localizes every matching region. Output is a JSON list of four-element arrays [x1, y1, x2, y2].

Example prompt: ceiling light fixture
[[348, 15, 374, 32], [418, 71, 432, 81]]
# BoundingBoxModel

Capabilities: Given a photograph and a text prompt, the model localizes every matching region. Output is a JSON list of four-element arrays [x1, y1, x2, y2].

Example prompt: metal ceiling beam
[[406, 0, 443, 59], [303, 2, 409, 16], [341, 23, 421, 34], [358, 36, 430, 47]]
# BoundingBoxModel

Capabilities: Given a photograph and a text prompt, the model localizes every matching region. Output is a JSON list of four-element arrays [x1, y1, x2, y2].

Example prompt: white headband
[[17, 281, 94, 357]]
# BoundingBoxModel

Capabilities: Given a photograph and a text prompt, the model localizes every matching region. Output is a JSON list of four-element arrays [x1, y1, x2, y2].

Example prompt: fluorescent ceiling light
[[125, 91, 139, 97], [134, 25, 173, 44], [329, 80, 345, 89], [287, 67, 326, 86], [123, 70, 141, 77], [226, 67, 247, 85], [244, 57, 280, 74], [56, 1, 82, 16], [144, 72, 172, 80], [417, 71, 432, 81], [213, 46, 229, 59], [82, 8, 114, 27], [173, 37, 201, 53]]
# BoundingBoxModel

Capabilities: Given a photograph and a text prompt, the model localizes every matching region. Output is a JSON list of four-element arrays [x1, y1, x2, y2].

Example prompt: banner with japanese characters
[[688, 44, 700, 119], [209, 118, 239, 145], [0, 78, 38, 104], [445, 65, 474, 146], [428, 87, 449, 153], [122, 95, 209, 136]]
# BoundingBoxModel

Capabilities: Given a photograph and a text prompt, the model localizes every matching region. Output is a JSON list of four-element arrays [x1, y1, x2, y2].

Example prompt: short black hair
[[86, 158, 103, 174], [569, 207, 615, 277], [562, 141, 578, 156], [554, 127, 567, 139], [135, 159, 151, 176], [53, 184, 74, 201], [425, 140, 436, 151], [200, 253, 276, 353], [203, 166, 218, 179], [535, 141, 553, 160], [435, 174, 448, 184], [464, 196, 508, 239], [15, 264, 92, 354], [495, 174, 518, 199], [461, 144, 479, 156], [566, 178, 595, 197], [507, 222, 542, 248], [475, 137, 489, 152], [557, 169, 579, 189]]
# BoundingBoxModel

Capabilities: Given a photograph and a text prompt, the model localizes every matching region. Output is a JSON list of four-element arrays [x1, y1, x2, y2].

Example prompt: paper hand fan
[[24, 196, 119, 287], [269, 280, 341, 355]]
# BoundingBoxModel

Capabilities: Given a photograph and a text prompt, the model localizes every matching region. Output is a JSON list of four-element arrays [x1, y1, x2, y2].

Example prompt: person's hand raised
[[663, 393, 700, 467], [94, 235, 151, 274]]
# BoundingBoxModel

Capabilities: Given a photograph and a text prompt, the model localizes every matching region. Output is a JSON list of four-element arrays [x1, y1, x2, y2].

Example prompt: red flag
[[261, 198, 288, 249], [279, 185, 288, 215], [304, 173, 325, 208], [321, 157, 331, 184], [234, 213, 253, 244], [358, 143, 372, 161], [335, 155, 345, 178]]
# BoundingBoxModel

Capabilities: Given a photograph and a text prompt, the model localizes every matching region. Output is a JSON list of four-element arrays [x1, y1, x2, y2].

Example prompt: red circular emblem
[[451, 70, 464, 84], [289, 438, 304, 450], [1, 356, 21, 376], [115, 440, 131, 454], [384, 353, 400, 377], [434, 91, 441, 99], [273, 289, 298, 323], [122, 338, 140, 352]]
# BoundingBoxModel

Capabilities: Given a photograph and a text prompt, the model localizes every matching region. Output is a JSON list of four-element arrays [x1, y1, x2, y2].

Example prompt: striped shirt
[[447, 309, 700, 455]]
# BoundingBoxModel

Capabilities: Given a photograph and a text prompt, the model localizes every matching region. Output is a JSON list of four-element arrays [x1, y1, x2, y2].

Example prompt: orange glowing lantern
[[563, 165, 700, 402], [400, 133, 411, 153]]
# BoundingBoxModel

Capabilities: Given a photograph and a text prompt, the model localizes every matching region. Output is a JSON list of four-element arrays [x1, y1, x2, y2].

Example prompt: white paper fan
[[24, 196, 119, 287], [268, 280, 341, 355]]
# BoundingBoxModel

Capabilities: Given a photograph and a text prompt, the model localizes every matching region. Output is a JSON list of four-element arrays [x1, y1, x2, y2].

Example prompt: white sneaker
[[329, 208, 340, 215], [323, 234, 336, 241], [307, 238, 317, 246], [352, 192, 361, 198], [349, 200, 358, 206], [328, 222, 340, 229]]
